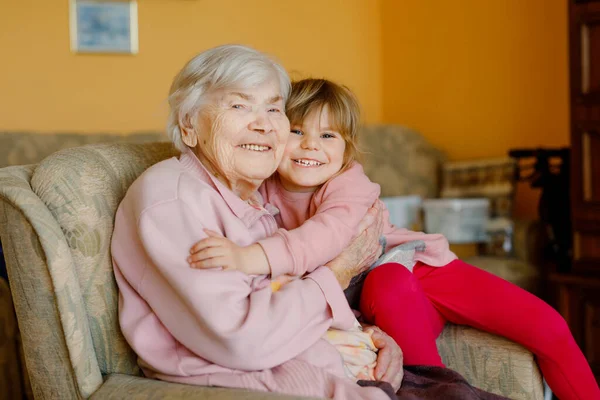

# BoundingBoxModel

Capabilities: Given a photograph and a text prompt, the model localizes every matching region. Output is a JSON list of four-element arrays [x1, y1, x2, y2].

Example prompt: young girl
[[188, 79, 600, 399]]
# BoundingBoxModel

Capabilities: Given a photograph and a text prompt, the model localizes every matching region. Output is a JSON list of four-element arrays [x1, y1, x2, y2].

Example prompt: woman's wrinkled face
[[197, 79, 291, 186]]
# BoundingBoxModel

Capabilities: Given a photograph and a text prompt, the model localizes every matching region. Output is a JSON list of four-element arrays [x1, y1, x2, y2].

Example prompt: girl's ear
[[179, 113, 198, 148]]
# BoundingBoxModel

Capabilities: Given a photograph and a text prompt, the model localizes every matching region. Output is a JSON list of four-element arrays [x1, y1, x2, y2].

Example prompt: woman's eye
[[268, 108, 281, 113], [291, 129, 303, 135], [232, 104, 245, 110]]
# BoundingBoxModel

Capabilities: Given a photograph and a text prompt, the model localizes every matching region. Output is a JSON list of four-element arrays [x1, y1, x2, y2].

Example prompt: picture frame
[[69, 0, 138, 54]]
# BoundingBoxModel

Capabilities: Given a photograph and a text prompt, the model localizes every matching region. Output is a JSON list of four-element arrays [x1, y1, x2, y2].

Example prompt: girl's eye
[[322, 133, 336, 139], [291, 129, 303, 136]]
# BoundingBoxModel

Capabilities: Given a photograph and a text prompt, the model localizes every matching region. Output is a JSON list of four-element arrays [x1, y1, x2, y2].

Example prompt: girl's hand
[[364, 325, 404, 391], [188, 230, 270, 275]]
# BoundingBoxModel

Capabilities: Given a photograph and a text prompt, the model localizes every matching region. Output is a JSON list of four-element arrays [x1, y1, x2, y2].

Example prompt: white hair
[[167, 44, 291, 152]]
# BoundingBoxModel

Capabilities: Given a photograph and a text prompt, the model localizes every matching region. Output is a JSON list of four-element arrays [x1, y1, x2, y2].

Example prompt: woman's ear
[[179, 114, 198, 148]]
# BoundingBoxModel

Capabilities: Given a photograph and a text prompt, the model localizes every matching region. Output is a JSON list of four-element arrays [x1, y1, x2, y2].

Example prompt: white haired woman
[[111, 45, 506, 400], [111, 44, 397, 400]]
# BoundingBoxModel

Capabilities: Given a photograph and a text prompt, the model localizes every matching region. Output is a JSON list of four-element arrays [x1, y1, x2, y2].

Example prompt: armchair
[[0, 129, 543, 399]]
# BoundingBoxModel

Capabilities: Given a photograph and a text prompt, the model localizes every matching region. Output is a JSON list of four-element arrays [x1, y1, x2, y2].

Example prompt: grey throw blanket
[[359, 366, 509, 400], [344, 240, 426, 309]]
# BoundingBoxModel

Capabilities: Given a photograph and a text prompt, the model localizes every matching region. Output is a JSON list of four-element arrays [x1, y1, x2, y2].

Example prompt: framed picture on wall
[[69, 0, 138, 54]]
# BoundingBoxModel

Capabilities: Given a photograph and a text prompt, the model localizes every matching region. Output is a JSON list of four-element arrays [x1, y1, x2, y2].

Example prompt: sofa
[[0, 127, 544, 399]]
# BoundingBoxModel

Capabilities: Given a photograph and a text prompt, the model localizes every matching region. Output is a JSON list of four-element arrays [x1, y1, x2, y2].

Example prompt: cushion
[[0, 131, 166, 168], [29, 142, 178, 376], [91, 374, 318, 400], [360, 125, 445, 198]]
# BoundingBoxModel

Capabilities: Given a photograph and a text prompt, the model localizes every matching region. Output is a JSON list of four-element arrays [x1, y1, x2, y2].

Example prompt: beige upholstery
[[0, 128, 543, 399]]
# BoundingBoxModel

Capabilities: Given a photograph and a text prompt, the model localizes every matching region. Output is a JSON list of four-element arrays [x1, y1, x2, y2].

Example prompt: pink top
[[111, 149, 389, 400], [258, 162, 457, 278]]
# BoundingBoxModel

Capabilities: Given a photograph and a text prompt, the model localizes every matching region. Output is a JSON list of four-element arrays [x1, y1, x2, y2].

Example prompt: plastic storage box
[[422, 198, 490, 244]]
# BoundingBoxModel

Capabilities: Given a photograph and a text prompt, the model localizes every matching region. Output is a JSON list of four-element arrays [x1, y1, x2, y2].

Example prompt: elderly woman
[[112, 45, 507, 400], [111, 44, 399, 400]]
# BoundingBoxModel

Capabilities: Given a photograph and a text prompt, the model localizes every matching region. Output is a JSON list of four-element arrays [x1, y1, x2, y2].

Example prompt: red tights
[[359, 260, 600, 400]]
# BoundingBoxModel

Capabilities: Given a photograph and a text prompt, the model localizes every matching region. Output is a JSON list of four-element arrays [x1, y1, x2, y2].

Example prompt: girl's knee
[[546, 310, 573, 345], [359, 264, 438, 341], [530, 304, 574, 349]]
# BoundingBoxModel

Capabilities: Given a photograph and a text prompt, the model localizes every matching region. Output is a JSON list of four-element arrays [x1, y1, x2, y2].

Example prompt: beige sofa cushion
[[360, 125, 445, 198], [27, 143, 177, 379], [0, 132, 166, 168]]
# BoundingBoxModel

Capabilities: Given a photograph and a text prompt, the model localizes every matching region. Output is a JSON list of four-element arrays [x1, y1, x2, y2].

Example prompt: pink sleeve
[[136, 200, 356, 371], [258, 164, 380, 278]]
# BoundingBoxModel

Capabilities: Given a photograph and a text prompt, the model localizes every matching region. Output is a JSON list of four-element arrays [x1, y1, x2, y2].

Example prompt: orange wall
[[381, 1, 570, 217], [0, 0, 382, 132], [1, 1, 571, 217]]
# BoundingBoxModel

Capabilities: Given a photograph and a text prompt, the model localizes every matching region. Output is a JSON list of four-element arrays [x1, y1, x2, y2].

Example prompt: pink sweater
[[111, 149, 389, 400], [258, 163, 457, 278]]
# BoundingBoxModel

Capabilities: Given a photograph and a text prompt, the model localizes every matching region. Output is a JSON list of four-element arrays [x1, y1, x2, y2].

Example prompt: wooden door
[[566, 0, 600, 381], [569, 0, 600, 272]]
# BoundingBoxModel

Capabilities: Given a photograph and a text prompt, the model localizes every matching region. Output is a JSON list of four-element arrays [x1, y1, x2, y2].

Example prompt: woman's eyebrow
[[228, 92, 253, 101], [226, 93, 282, 104], [268, 95, 283, 104]]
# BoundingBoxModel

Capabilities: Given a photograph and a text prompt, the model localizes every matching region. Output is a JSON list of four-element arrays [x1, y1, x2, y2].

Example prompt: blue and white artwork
[[71, 1, 138, 53]]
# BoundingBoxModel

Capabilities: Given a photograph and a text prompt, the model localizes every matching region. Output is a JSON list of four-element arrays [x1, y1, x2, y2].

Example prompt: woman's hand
[[325, 202, 385, 289], [365, 325, 404, 391]]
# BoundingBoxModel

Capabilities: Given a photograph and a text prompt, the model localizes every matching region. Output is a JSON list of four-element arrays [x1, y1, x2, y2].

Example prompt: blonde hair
[[167, 44, 291, 152], [286, 79, 362, 172]]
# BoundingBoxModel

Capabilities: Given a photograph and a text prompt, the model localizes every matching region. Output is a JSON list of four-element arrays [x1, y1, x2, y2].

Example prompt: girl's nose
[[301, 135, 320, 150]]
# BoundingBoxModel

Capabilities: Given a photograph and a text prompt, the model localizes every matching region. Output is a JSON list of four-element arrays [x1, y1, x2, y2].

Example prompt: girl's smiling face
[[277, 105, 346, 193]]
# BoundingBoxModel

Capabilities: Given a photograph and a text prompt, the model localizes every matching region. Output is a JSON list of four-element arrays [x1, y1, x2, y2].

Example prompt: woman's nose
[[249, 111, 274, 134]]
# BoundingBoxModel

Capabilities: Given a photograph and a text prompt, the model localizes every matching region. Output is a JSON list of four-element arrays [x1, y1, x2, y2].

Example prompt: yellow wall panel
[[381, 1, 569, 216], [0, 0, 383, 133]]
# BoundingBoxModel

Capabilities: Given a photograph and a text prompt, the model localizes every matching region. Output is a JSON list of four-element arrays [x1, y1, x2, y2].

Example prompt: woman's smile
[[237, 143, 272, 152]]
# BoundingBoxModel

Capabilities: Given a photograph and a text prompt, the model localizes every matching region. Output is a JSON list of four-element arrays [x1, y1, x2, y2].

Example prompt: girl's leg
[[414, 259, 599, 400], [360, 262, 447, 367]]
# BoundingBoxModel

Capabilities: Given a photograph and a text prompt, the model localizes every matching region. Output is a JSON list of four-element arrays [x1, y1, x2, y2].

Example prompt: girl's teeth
[[295, 159, 322, 166]]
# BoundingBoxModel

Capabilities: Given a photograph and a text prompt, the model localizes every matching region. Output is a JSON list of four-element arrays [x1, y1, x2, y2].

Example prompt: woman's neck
[[230, 179, 261, 201], [192, 147, 260, 201]]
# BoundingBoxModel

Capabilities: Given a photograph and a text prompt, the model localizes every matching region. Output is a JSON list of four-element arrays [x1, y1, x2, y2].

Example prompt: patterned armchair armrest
[[91, 374, 319, 400], [437, 324, 543, 400]]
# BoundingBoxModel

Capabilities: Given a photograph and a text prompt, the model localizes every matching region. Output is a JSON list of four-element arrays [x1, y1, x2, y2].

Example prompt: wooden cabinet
[[570, 1, 600, 272], [555, 0, 600, 383]]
